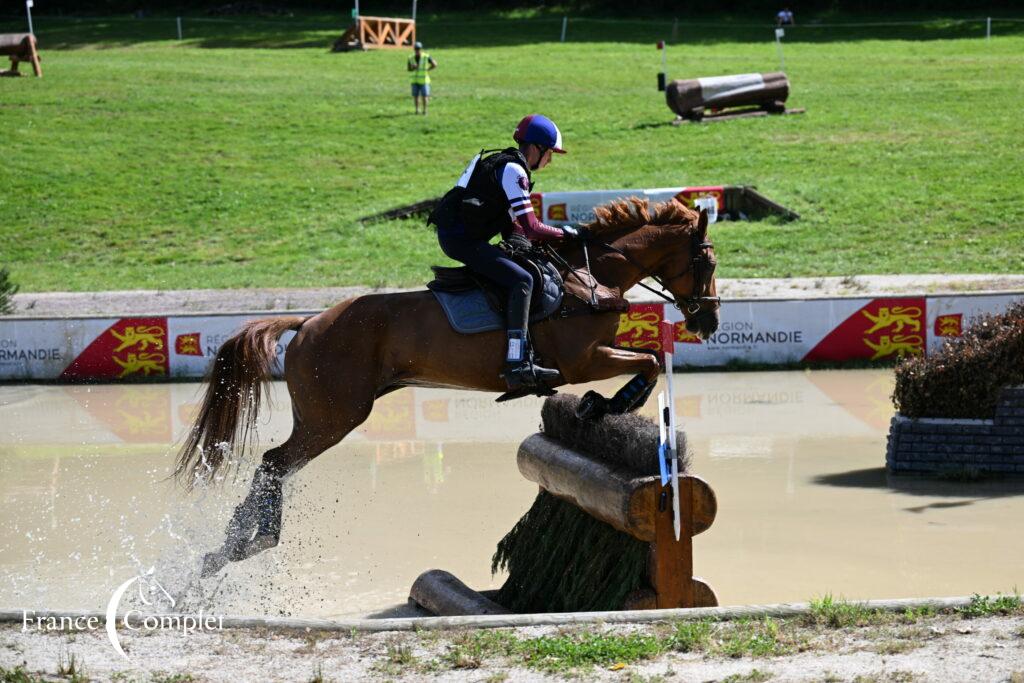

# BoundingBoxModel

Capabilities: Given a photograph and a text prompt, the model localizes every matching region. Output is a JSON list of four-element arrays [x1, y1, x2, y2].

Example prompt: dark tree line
[[10, 0, 1018, 17]]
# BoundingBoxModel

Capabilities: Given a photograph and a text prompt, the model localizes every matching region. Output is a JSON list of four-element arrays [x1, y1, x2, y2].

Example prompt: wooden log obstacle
[[666, 72, 804, 124], [410, 393, 718, 616], [333, 16, 415, 52], [0, 34, 42, 78]]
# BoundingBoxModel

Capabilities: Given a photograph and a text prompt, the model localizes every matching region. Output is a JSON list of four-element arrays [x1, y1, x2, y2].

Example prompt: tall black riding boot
[[502, 280, 559, 391]]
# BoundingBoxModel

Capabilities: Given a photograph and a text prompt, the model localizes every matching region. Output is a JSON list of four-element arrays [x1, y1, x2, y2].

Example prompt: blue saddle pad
[[431, 274, 564, 335]]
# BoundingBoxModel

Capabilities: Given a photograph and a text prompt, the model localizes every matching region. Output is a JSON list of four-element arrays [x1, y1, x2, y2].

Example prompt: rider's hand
[[561, 225, 589, 241]]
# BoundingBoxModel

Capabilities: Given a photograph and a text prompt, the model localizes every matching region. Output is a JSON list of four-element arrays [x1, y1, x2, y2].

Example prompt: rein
[[540, 218, 720, 314], [590, 228, 719, 314]]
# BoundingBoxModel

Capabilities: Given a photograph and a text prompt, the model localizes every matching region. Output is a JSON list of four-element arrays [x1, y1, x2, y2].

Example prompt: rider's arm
[[501, 163, 565, 242]]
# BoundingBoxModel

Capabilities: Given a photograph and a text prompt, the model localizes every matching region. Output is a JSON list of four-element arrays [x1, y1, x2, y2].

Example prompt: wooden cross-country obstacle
[[332, 16, 415, 52], [666, 72, 804, 124], [0, 34, 42, 78], [410, 393, 718, 616]]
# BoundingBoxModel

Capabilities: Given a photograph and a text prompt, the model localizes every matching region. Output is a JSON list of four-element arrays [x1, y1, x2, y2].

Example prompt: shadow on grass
[[2, 12, 1021, 51], [813, 466, 1024, 504]]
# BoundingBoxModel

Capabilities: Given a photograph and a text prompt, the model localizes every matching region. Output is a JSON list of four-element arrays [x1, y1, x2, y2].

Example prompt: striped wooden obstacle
[[666, 72, 804, 123], [410, 394, 718, 616], [333, 16, 416, 52]]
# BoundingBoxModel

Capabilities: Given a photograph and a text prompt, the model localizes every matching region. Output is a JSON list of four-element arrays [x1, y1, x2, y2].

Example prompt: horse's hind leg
[[201, 402, 374, 577]]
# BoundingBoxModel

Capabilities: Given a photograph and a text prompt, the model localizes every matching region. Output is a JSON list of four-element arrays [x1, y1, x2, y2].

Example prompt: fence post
[[671, 17, 678, 43], [25, 0, 34, 36], [561, 16, 568, 42], [774, 27, 785, 72], [176, 16, 183, 40], [986, 17, 991, 39]]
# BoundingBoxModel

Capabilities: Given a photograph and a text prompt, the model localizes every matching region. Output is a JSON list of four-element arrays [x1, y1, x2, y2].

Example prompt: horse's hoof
[[200, 550, 230, 578], [575, 391, 608, 420], [228, 533, 279, 563]]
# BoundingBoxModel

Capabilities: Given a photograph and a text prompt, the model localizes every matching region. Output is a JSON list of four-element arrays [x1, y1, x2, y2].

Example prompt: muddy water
[[1, 370, 1022, 619]]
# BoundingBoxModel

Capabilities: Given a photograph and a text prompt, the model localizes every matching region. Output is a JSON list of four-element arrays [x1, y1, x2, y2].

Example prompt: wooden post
[[518, 435, 718, 609], [650, 479, 694, 607]]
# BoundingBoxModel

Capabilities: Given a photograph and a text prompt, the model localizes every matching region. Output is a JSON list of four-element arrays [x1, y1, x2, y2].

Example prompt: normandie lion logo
[[616, 311, 663, 350], [113, 353, 167, 378], [547, 203, 567, 221], [673, 321, 702, 344], [863, 335, 924, 361], [110, 326, 165, 353], [861, 306, 922, 334], [935, 314, 963, 337]]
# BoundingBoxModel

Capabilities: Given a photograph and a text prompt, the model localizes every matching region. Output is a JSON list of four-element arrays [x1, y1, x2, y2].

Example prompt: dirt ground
[[2, 612, 1023, 682], [8, 274, 1024, 317]]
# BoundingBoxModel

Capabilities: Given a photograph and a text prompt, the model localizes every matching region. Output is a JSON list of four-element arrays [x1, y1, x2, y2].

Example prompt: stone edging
[[0, 596, 978, 633], [887, 386, 1024, 476]]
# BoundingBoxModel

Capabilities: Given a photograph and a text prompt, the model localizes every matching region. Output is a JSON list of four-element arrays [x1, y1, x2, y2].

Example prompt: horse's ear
[[696, 208, 708, 238]]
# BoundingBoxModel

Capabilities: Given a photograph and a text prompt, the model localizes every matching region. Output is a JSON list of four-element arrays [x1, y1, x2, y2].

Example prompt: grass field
[[2, 13, 1023, 292]]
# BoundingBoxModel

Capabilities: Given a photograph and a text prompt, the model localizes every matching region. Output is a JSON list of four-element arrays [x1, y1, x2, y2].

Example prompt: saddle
[[427, 243, 631, 335], [427, 248, 564, 334]]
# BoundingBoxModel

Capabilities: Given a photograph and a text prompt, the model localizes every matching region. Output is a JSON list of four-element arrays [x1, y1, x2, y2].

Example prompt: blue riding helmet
[[513, 114, 566, 154]]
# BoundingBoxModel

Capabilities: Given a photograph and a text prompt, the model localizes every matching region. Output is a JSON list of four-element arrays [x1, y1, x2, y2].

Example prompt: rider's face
[[530, 146, 553, 170]]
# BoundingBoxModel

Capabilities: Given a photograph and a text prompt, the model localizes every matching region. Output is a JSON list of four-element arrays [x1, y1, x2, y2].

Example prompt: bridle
[[590, 228, 720, 314]]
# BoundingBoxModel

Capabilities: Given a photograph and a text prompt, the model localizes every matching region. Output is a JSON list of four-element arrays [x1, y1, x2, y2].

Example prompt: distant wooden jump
[[0, 33, 42, 78], [333, 16, 415, 52]]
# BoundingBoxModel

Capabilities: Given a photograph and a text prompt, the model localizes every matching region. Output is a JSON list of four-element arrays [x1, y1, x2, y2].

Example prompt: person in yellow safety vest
[[407, 41, 437, 115]]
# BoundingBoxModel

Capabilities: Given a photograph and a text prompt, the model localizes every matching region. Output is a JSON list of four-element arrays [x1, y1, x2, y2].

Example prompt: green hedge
[[893, 301, 1024, 419], [0, 267, 17, 315]]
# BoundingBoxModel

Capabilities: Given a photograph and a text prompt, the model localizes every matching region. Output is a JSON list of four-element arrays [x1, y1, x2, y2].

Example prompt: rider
[[428, 114, 583, 392]]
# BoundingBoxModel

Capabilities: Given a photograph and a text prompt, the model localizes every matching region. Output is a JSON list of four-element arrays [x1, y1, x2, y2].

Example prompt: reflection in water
[[1, 369, 1023, 618]]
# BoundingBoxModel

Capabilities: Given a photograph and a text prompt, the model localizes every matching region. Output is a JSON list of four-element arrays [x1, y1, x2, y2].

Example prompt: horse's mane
[[582, 197, 698, 237]]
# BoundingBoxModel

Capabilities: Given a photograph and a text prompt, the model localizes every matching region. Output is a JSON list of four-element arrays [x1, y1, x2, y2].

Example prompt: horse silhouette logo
[[105, 568, 175, 660]]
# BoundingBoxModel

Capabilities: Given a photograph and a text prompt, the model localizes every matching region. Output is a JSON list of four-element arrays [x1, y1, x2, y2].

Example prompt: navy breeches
[[438, 232, 534, 331]]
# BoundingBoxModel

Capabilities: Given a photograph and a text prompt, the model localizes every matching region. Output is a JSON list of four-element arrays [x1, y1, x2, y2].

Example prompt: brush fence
[[410, 429, 719, 616]]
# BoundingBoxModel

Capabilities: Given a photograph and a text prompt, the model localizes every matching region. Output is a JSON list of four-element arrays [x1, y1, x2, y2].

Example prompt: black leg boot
[[608, 374, 654, 414], [501, 281, 559, 392]]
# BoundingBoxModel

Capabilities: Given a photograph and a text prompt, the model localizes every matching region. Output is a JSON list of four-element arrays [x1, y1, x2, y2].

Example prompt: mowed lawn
[[2, 15, 1023, 291]]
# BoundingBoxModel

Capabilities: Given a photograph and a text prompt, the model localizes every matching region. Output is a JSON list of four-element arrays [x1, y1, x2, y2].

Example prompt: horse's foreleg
[[565, 345, 661, 419]]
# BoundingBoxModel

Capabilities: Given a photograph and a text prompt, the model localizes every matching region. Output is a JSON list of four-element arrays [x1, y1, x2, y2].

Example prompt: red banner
[[805, 298, 926, 362], [60, 318, 170, 380]]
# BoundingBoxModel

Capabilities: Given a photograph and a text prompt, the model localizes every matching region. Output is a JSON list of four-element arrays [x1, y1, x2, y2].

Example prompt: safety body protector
[[428, 148, 559, 394], [428, 148, 531, 240], [409, 52, 432, 85]]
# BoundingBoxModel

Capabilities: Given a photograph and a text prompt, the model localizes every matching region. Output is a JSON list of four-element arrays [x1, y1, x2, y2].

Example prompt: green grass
[[956, 592, 1023, 618], [3, 13, 1024, 291]]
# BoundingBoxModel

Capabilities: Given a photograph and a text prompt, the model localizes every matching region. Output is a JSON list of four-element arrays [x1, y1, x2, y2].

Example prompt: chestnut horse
[[176, 198, 719, 577]]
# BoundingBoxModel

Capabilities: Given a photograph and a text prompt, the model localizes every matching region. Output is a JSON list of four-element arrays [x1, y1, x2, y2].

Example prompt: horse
[[175, 197, 720, 577]]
